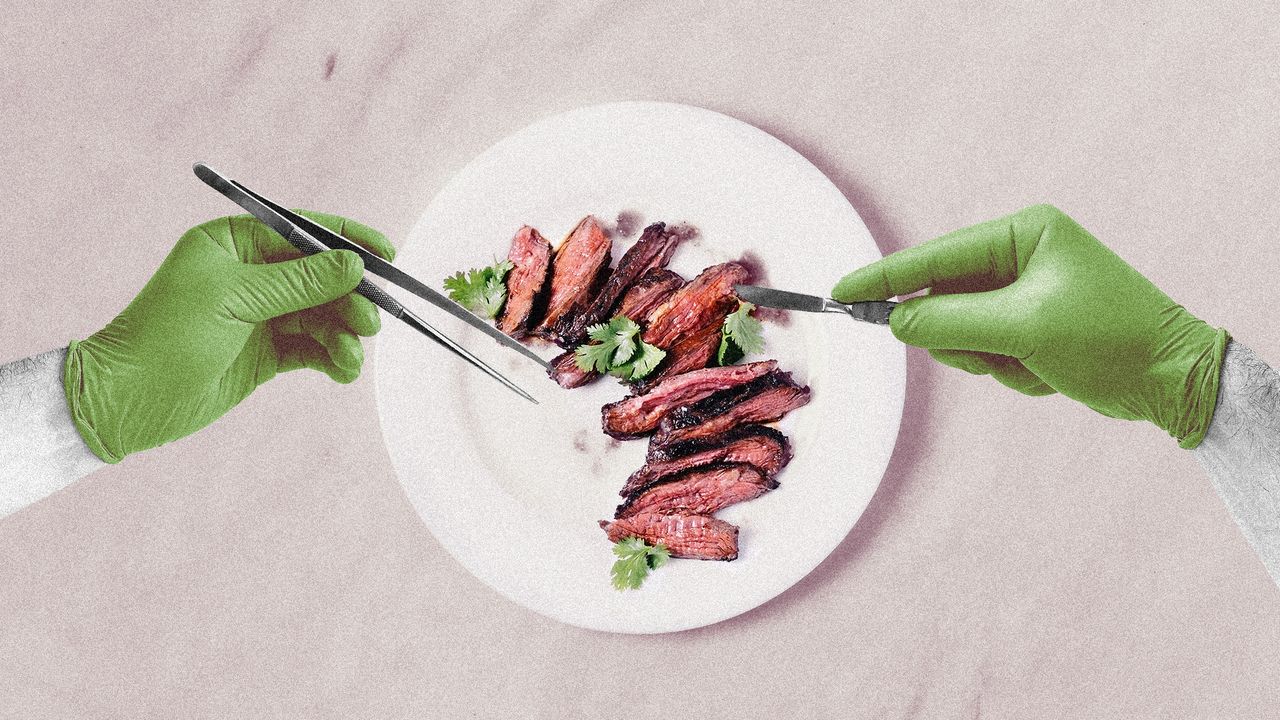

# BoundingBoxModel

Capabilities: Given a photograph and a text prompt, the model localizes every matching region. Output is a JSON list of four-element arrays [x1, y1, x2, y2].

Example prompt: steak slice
[[599, 513, 739, 561], [643, 262, 748, 349], [555, 222, 683, 346], [615, 463, 777, 519], [534, 215, 611, 344], [495, 225, 552, 337], [601, 360, 776, 439], [624, 425, 791, 497], [547, 269, 685, 390], [659, 385, 812, 446], [652, 371, 812, 446], [617, 268, 684, 322], [635, 322, 723, 392], [547, 349, 595, 389]]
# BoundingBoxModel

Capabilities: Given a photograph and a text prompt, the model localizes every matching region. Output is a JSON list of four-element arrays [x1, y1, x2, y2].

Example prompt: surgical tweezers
[[193, 162, 544, 403]]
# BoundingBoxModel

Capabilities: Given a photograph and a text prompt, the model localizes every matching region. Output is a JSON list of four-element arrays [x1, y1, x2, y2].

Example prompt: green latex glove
[[64, 212, 395, 463], [832, 204, 1229, 448]]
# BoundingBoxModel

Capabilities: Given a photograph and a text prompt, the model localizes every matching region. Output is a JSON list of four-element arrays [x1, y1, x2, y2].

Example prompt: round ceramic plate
[[374, 102, 904, 633]]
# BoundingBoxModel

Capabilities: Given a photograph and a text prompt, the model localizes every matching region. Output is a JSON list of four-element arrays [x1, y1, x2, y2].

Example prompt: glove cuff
[[1173, 327, 1231, 449], [63, 339, 124, 464]]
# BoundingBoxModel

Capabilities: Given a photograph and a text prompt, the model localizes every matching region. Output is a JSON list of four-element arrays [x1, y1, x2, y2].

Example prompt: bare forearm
[[0, 348, 105, 518], [1192, 341, 1280, 585]]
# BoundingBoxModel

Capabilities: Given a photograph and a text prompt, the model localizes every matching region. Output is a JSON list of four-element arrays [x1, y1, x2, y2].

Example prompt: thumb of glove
[[890, 287, 1029, 358], [235, 249, 364, 323]]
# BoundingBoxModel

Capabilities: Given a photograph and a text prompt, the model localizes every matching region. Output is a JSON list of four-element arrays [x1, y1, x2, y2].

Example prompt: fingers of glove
[[235, 250, 364, 323], [186, 215, 257, 262], [227, 215, 340, 265], [992, 372, 1056, 396], [184, 215, 287, 264], [274, 333, 362, 384], [832, 219, 1019, 303], [830, 204, 1062, 303], [271, 293, 381, 338], [929, 348, 1000, 375], [294, 210, 396, 262], [275, 308, 365, 374], [221, 210, 393, 265], [320, 329, 364, 380], [889, 289, 1027, 356], [328, 293, 381, 336], [929, 349, 1055, 396]]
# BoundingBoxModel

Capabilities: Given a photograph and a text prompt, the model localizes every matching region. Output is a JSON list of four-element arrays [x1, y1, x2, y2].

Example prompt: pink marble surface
[[3, 2, 1280, 717]]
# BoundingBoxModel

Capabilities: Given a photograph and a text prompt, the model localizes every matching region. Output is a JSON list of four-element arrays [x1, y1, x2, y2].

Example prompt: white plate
[[374, 102, 904, 634]]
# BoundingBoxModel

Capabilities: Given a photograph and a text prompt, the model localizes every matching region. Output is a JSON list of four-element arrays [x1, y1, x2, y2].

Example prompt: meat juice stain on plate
[[668, 222, 701, 247], [736, 250, 766, 285], [754, 306, 792, 327], [578, 427, 622, 450], [612, 210, 643, 239], [572, 428, 612, 479]]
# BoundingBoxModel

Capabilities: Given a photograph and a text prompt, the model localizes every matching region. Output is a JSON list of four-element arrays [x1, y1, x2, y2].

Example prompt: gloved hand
[[832, 204, 1229, 448], [64, 212, 395, 463]]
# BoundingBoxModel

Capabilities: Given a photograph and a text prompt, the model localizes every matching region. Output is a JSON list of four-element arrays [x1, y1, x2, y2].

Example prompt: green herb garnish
[[574, 316, 667, 381], [718, 300, 764, 365], [611, 536, 671, 590], [443, 259, 514, 318]]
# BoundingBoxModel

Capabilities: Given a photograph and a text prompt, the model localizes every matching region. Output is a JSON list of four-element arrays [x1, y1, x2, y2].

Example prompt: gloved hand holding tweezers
[[64, 210, 394, 463]]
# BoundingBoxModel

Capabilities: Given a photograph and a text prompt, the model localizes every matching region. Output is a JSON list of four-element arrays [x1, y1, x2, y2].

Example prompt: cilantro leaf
[[614, 341, 666, 381], [718, 301, 764, 365], [717, 336, 744, 366], [586, 319, 622, 344], [610, 537, 670, 590], [574, 339, 616, 374], [443, 259, 514, 319], [572, 315, 666, 380], [609, 323, 638, 366], [443, 270, 485, 310], [723, 300, 764, 354], [479, 275, 507, 318], [492, 258, 514, 280], [647, 542, 671, 569]]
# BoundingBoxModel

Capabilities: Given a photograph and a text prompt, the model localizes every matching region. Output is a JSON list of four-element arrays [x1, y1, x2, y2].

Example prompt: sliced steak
[[555, 222, 683, 346], [549, 269, 685, 390], [496, 225, 552, 337], [617, 268, 684, 322], [642, 262, 748, 349], [652, 371, 812, 446], [635, 321, 723, 392], [645, 423, 789, 465], [658, 385, 812, 446], [615, 463, 777, 519], [624, 425, 792, 497], [547, 349, 596, 389], [599, 513, 739, 561], [534, 215, 611, 344], [601, 360, 776, 439]]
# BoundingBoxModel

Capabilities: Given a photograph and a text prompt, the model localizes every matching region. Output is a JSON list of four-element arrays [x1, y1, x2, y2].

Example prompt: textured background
[[3, 1, 1279, 717]]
